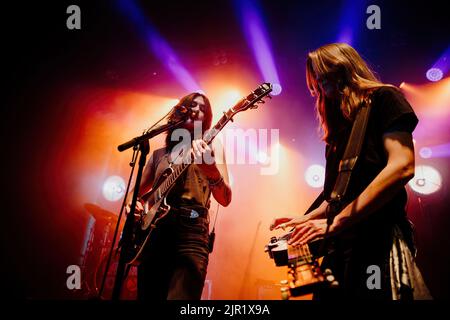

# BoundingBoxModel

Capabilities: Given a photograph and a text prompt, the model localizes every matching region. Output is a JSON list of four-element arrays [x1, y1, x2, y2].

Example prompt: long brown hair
[[306, 43, 397, 143], [165, 92, 213, 151]]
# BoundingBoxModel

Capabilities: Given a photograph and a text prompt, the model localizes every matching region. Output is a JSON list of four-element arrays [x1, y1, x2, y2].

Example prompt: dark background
[[2, 0, 449, 299]]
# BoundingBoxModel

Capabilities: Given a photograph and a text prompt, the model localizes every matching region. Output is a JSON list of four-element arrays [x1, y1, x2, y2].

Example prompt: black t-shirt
[[323, 86, 418, 250]]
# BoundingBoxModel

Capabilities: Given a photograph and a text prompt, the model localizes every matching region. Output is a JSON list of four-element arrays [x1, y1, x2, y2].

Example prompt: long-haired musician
[[127, 92, 232, 300], [271, 43, 431, 300]]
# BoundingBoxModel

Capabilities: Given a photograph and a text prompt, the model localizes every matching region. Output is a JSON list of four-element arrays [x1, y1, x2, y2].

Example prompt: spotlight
[[117, 0, 200, 92], [408, 165, 442, 195], [218, 90, 242, 110], [271, 83, 282, 96], [102, 175, 126, 201], [419, 147, 432, 159], [237, 0, 281, 96], [426, 68, 444, 82], [305, 164, 325, 188]]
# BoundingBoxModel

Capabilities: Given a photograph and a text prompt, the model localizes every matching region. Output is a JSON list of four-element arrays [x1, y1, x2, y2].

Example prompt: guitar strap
[[309, 95, 373, 261], [304, 96, 373, 218], [328, 95, 373, 217]]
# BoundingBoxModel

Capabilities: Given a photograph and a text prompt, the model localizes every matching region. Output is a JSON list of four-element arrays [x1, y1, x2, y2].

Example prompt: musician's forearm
[[332, 162, 414, 232], [211, 182, 232, 207], [307, 201, 328, 219], [200, 162, 232, 206]]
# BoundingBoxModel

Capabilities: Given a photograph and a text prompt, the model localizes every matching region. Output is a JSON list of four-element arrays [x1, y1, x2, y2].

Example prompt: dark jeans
[[313, 227, 393, 300], [137, 209, 210, 300]]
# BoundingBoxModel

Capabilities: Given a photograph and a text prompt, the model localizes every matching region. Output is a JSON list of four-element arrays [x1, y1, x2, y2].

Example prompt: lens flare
[[102, 176, 126, 201], [304, 164, 325, 188], [408, 165, 442, 195]]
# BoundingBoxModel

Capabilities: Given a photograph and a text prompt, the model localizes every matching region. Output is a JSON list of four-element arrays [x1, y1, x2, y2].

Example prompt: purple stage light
[[337, 27, 353, 46], [271, 83, 282, 96], [117, 0, 201, 92], [426, 68, 444, 82], [420, 143, 450, 158], [427, 46, 450, 82], [419, 147, 432, 159], [236, 0, 281, 95], [336, 0, 366, 46]]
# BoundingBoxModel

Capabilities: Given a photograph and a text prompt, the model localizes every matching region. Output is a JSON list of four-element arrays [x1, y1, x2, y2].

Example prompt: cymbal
[[84, 203, 118, 222]]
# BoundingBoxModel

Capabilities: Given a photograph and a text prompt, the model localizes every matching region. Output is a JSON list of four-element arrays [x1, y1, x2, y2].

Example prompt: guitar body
[[141, 166, 174, 230], [126, 167, 174, 266]]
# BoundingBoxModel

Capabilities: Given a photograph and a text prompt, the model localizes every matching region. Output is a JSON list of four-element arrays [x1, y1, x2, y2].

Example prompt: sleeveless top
[[150, 147, 212, 210]]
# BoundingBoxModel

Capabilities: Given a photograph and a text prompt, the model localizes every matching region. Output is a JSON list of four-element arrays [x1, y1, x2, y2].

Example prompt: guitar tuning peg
[[267, 95, 273, 99], [280, 287, 290, 300], [224, 111, 234, 122], [330, 280, 339, 288], [325, 274, 335, 282]]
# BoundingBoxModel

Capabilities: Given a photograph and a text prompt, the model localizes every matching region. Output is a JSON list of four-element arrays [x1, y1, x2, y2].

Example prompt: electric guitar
[[127, 83, 273, 265]]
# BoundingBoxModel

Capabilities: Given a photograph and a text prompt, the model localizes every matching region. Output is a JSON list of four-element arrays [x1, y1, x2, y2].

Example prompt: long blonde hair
[[306, 43, 396, 143]]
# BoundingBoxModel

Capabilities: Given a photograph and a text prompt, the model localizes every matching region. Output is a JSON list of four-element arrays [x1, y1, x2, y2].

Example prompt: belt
[[172, 206, 209, 219]]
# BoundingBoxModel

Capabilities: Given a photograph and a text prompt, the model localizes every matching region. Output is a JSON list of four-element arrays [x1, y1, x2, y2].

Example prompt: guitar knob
[[324, 268, 332, 276], [330, 280, 339, 288], [280, 287, 290, 300], [326, 274, 335, 282], [280, 280, 288, 286]]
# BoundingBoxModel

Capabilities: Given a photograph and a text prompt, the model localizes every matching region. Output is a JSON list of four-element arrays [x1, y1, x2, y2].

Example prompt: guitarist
[[126, 92, 232, 300], [271, 43, 431, 300]]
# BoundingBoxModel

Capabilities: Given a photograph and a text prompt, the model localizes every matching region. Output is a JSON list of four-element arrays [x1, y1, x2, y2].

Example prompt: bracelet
[[208, 175, 224, 188]]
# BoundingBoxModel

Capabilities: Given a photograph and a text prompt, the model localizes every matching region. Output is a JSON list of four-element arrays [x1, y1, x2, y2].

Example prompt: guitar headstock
[[231, 83, 273, 114]]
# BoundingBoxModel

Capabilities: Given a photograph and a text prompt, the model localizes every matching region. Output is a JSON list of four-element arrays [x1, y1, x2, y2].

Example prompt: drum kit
[[81, 203, 137, 300]]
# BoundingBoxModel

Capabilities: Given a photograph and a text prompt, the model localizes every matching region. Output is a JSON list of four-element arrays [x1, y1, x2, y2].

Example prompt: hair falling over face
[[306, 43, 397, 143], [165, 92, 213, 151]]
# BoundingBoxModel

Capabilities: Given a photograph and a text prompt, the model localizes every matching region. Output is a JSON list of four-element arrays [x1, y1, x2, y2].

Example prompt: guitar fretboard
[[151, 83, 271, 199], [158, 108, 236, 196]]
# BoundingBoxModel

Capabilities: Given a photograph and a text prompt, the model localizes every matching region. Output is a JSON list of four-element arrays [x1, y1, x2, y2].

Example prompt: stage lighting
[[218, 90, 242, 110], [237, 0, 281, 96], [117, 0, 200, 92], [304, 164, 325, 188], [408, 165, 442, 195], [419, 147, 432, 159], [271, 83, 282, 96], [102, 175, 126, 201], [426, 68, 444, 82]]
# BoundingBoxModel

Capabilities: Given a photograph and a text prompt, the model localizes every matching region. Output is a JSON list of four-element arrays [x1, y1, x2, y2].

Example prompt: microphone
[[172, 105, 198, 120], [174, 104, 189, 115]]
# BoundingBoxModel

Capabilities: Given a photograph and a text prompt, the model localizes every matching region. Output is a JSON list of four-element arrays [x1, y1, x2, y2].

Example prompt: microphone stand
[[98, 118, 185, 300]]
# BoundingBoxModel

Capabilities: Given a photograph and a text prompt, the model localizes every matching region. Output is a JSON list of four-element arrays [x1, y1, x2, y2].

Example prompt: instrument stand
[[79, 219, 96, 297], [111, 140, 149, 300], [98, 118, 185, 300]]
